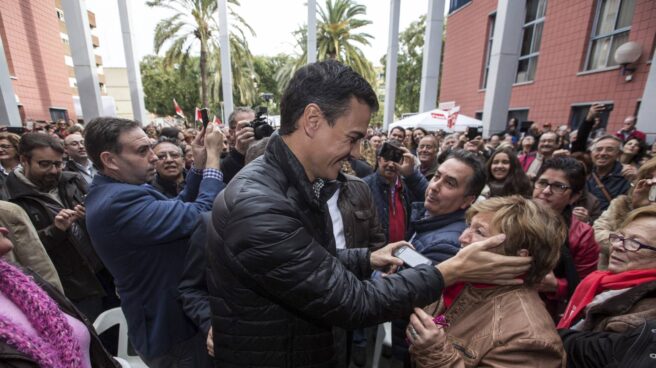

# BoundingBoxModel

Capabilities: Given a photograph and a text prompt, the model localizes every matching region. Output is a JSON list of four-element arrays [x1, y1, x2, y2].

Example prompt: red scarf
[[443, 282, 496, 310], [557, 269, 656, 329]]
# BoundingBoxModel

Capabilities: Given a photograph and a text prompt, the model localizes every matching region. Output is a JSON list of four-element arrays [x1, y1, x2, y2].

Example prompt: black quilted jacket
[[207, 133, 444, 367]]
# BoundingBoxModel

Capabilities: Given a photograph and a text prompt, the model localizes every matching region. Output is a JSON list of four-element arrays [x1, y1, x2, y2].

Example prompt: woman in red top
[[532, 157, 600, 320]]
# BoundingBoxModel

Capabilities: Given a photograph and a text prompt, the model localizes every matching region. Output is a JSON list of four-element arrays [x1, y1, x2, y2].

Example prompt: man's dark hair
[[160, 127, 181, 141], [245, 136, 270, 165], [229, 107, 256, 129], [389, 126, 406, 139], [445, 149, 486, 197], [84, 117, 141, 171], [535, 157, 586, 195], [18, 133, 64, 158], [279, 60, 378, 135]]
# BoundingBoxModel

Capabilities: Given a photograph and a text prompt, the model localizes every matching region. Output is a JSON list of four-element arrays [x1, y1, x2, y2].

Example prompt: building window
[[585, 0, 635, 70], [64, 55, 73, 67], [481, 14, 496, 89], [570, 103, 613, 130], [516, 0, 547, 83], [56, 8, 65, 21], [508, 109, 530, 127], [449, 0, 472, 14], [69, 77, 77, 88], [49, 108, 69, 123]]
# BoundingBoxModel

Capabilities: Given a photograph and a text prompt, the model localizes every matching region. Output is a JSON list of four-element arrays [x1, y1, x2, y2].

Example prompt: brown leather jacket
[[411, 285, 566, 368], [338, 174, 386, 250]]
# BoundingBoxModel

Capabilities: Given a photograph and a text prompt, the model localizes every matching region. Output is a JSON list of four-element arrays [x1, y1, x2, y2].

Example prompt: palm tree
[[148, 0, 256, 107], [276, 0, 376, 90], [317, 0, 374, 80]]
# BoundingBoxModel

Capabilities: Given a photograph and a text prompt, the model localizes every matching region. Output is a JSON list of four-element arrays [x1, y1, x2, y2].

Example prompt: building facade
[[0, 0, 104, 124], [440, 0, 655, 134]]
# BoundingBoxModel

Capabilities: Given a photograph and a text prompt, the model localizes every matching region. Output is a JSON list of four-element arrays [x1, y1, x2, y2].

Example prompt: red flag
[[447, 106, 460, 130], [173, 99, 184, 117], [213, 115, 222, 126], [195, 108, 202, 122]]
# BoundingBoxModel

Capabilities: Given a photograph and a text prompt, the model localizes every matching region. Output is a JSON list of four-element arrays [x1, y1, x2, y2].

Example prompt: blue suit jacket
[[85, 170, 224, 359]]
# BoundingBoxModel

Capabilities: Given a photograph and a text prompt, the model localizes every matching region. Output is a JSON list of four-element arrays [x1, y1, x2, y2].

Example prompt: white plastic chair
[[371, 322, 392, 368], [93, 308, 148, 368]]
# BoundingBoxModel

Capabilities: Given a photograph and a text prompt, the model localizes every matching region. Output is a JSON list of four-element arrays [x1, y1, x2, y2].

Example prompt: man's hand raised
[[436, 234, 532, 286]]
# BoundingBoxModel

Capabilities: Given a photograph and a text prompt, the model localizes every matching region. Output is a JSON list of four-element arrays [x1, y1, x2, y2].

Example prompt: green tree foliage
[[252, 54, 292, 114], [141, 55, 200, 122], [148, 0, 257, 108], [275, 0, 376, 91]]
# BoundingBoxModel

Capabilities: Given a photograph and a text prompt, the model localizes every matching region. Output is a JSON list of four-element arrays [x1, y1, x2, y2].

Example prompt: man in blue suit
[[84, 117, 225, 367]]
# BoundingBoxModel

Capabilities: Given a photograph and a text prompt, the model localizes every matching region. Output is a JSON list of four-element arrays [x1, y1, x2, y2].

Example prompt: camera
[[249, 106, 274, 140], [379, 142, 404, 163]]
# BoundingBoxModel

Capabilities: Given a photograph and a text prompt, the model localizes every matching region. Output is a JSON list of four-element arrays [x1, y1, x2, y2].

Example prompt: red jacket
[[552, 217, 600, 300], [615, 129, 646, 143], [518, 152, 537, 172]]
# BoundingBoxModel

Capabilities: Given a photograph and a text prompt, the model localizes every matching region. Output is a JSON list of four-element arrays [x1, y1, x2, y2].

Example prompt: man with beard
[[64, 132, 96, 184], [364, 140, 428, 243], [526, 131, 558, 179], [5, 133, 107, 320], [417, 135, 439, 180], [150, 141, 186, 198]]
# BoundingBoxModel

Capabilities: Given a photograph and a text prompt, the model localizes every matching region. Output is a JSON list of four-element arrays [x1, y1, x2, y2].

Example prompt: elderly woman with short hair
[[406, 196, 567, 367]]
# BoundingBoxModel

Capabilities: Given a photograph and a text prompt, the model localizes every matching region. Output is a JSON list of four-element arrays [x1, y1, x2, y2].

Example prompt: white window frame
[[584, 0, 635, 71], [515, 0, 547, 83], [481, 13, 496, 89]]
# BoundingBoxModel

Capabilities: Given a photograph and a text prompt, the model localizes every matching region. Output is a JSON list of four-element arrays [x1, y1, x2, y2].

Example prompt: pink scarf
[[0, 259, 82, 367]]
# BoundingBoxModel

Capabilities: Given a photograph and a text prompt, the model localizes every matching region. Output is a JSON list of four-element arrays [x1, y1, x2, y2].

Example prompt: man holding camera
[[364, 141, 428, 243], [222, 107, 256, 183], [207, 61, 533, 367]]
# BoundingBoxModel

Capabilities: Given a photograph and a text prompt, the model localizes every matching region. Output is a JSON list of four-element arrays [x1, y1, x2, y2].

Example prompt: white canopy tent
[[389, 109, 483, 133]]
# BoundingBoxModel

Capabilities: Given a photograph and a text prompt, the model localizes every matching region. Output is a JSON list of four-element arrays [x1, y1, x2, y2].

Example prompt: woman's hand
[[572, 206, 589, 223], [406, 308, 447, 352], [632, 178, 655, 209]]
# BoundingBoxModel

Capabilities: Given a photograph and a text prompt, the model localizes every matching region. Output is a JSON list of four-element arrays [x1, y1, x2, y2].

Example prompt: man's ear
[[460, 195, 476, 210], [99, 151, 120, 172], [517, 249, 530, 257], [300, 103, 323, 138], [19, 155, 29, 167]]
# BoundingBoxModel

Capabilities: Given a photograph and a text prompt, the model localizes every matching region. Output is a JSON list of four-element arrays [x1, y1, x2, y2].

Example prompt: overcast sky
[[86, 0, 433, 68]]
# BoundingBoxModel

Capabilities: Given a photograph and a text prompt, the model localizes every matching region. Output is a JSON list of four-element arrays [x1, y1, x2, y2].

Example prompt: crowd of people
[[0, 60, 655, 367]]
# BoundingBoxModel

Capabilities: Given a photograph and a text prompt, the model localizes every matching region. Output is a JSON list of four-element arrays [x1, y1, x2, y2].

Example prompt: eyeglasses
[[609, 233, 656, 253], [534, 180, 571, 194], [35, 160, 65, 169], [156, 152, 182, 160], [0, 144, 13, 150]]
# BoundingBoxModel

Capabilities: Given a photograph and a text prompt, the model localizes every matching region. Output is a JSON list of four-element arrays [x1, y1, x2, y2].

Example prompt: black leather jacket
[[207, 134, 444, 367]]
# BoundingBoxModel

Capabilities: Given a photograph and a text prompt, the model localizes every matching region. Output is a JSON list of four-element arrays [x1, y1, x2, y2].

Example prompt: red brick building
[[440, 0, 655, 134], [1, 0, 75, 123], [0, 0, 105, 124]]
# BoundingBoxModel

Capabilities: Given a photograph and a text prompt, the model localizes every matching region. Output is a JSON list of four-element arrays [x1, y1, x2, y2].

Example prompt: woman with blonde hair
[[407, 196, 566, 367], [0, 132, 21, 175]]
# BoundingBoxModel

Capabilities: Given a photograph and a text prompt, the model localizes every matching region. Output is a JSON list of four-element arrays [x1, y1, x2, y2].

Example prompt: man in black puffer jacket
[[207, 60, 533, 367]]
